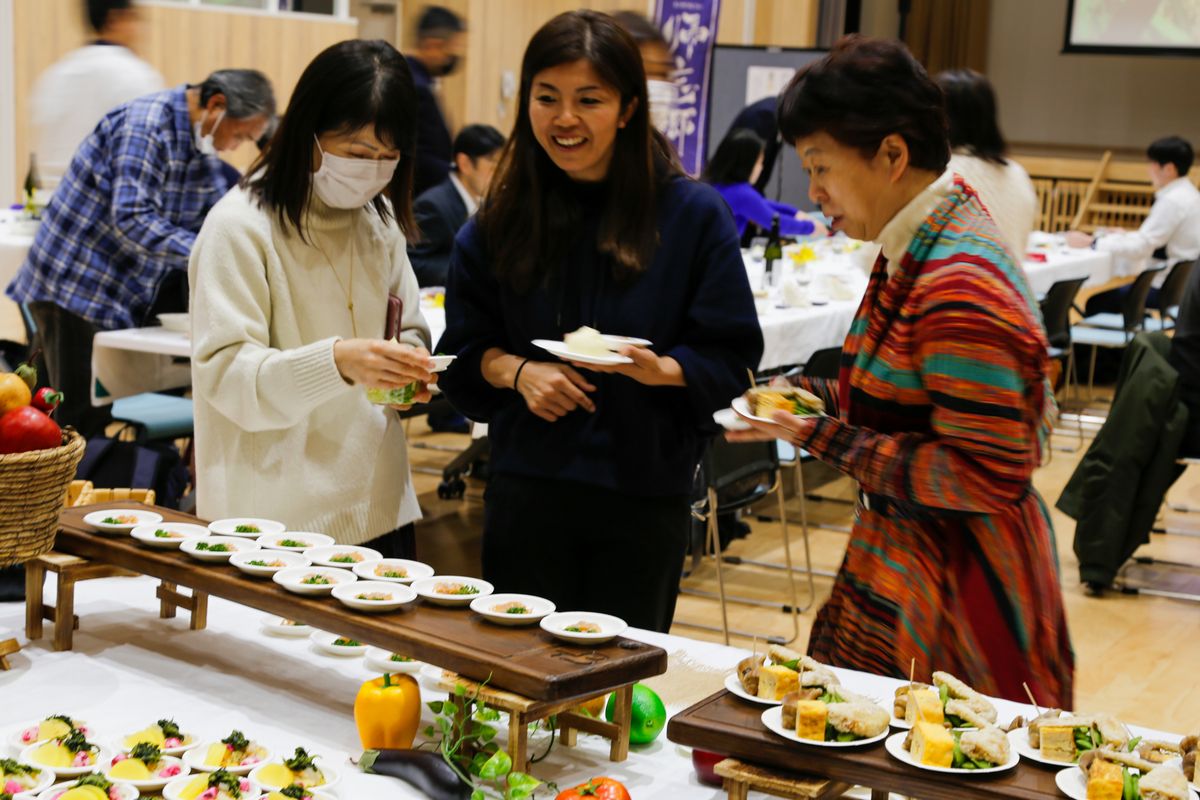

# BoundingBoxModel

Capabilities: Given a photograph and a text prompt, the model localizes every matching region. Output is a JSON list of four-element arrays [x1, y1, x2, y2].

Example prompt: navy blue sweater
[[436, 176, 763, 497]]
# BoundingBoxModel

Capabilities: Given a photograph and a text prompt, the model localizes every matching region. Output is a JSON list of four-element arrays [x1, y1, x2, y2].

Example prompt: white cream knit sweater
[[188, 186, 429, 544]]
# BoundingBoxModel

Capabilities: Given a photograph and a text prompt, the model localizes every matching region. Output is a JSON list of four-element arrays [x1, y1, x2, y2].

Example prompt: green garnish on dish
[[221, 730, 250, 752], [129, 742, 163, 763], [279, 539, 308, 548], [301, 574, 331, 585], [234, 525, 260, 533], [332, 637, 361, 647], [153, 529, 177, 538], [195, 542, 231, 552], [283, 747, 317, 772], [389, 653, 413, 662]]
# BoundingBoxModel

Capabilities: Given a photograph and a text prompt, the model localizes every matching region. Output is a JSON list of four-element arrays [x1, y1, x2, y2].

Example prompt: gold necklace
[[314, 219, 358, 338]]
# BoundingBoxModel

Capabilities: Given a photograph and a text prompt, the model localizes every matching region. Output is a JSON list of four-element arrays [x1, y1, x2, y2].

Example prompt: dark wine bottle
[[763, 213, 783, 288], [23, 153, 41, 218]]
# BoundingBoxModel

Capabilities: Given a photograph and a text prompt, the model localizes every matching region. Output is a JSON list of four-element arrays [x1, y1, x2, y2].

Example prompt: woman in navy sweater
[[705, 127, 825, 239], [436, 10, 762, 632]]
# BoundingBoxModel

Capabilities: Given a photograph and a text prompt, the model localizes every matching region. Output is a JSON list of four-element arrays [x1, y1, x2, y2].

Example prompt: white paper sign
[[745, 65, 797, 106]]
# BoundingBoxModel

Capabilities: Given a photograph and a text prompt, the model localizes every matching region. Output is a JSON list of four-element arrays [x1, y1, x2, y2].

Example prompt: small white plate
[[713, 407, 752, 432], [260, 616, 313, 637], [164, 770, 261, 797], [418, 664, 456, 689], [250, 759, 341, 792], [539, 611, 627, 645], [600, 334, 652, 347], [1, 762, 55, 796], [430, 355, 456, 372], [256, 532, 335, 552], [272, 566, 356, 596], [761, 705, 887, 748], [83, 509, 163, 535], [724, 672, 779, 706], [412, 576, 494, 607], [352, 558, 434, 584], [471, 593, 555, 626], [309, 631, 369, 657], [363, 646, 425, 675], [883, 730, 1019, 774], [181, 741, 270, 775], [732, 395, 823, 425], [20, 742, 109, 778], [331, 580, 416, 612], [181, 536, 259, 563], [531, 338, 633, 366], [157, 313, 189, 333], [1055, 765, 1199, 800], [104, 754, 188, 792], [10, 720, 93, 750], [207, 517, 286, 538], [39, 781, 138, 800], [229, 549, 310, 578], [131, 523, 209, 549], [117, 726, 201, 757], [305, 545, 383, 569]]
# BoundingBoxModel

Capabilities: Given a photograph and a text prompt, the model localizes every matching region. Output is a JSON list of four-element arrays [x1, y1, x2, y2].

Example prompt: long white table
[[0, 210, 36, 343], [1023, 235, 1115, 297]]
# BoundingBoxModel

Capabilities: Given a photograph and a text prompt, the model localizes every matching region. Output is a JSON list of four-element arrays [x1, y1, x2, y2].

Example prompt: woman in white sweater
[[937, 69, 1038, 262], [189, 40, 435, 555]]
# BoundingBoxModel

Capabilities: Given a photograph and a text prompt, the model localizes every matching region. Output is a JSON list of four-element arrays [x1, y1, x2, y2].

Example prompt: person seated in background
[[610, 10, 676, 134], [408, 124, 504, 288], [703, 128, 825, 239], [6, 69, 275, 438], [406, 5, 466, 196], [727, 96, 783, 194], [936, 69, 1037, 262], [31, 0, 164, 196], [1067, 136, 1200, 314]]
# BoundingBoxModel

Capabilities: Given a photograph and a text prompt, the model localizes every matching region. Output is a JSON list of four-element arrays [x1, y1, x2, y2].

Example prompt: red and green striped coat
[[797, 176, 1074, 707]]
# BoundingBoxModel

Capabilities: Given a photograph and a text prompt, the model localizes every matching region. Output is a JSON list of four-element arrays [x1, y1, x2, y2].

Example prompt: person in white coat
[[189, 40, 435, 557], [31, 0, 163, 194]]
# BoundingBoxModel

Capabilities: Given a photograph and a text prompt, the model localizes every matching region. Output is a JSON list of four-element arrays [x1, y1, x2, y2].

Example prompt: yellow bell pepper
[[354, 673, 421, 749]]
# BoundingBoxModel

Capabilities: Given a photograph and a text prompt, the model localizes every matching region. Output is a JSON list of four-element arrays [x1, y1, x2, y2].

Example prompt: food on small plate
[[83, 509, 162, 533], [564, 326, 613, 358], [333, 638, 361, 647], [280, 538, 312, 549], [0, 757, 49, 795], [165, 768, 255, 800], [251, 748, 330, 789], [493, 601, 529, 614], [563, 620, 600, 634], [435, 581, 478, 596], [931, 671, 998, 726], [1183, 733, 1200, 787], [376, 565, 408, 579], [207, 517, 285, 538], [744, 385, 825, 418], [1020, 710, 1131, 763], [328, 552, 364, 564], [122, 719, 195, 754], [309, 631, 369, 657], [26, 730, 101, 771], [1138, 741, 1183, 765], [305, 545, 383, 569], [257, 532, 335, 553], [355, 591, 391, 601], [38, 774, 133, 800], [102, 515, 138, 525], [779, 685, 889, 744], [1078, 748, 1191, 800], [195, 542, 231, 553], [199, 730, 267, 770], [902, 720, 1012, 770], [106, 743, 184, 784], [737, 645, 842, 703], [264, 785, 329, 800], [182, 536, 255, 563], [16, 716, 88, 747], [903, 687, 945, 726]]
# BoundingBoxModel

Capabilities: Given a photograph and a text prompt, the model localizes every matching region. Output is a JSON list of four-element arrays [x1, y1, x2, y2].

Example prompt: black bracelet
[[513, 358, 531, 391]]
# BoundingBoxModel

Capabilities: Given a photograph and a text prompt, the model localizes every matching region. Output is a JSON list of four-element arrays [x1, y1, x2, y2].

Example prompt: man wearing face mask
[[406, 5, 466, 196], [7, 69, 274, 438]]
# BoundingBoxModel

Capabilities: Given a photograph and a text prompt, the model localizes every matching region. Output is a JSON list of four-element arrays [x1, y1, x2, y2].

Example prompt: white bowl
[[207, 517, 286, 538], [38, 781, 138, 800], [304, 545, 383, 569], [351, 558, 434, 584], [83, 509, 163, 535], [181, 740, 270, 775], [363, 646, 425, 675], [331, 580, 416, 613], [116, 725, 201, 757], [181, 536, 259, 563], [539, 611, 627, 645], [21, 742, 110, 778], [130, 523, 209, 549], [10, 720, 93, 750], [164, 770, 261, 798], [156, 313, 189, 333], [309, 631, 368, 657], [229, 550, 310, 578], [411, 576, 494, 607], [250, 759, 340, 792], [259, 616, 313, 638], [272, 566, 356, 596], [470, 593, 555, 626], [256, 532, 334, 553], [0, 761, 55, 796], [103, 754, 188, 792]]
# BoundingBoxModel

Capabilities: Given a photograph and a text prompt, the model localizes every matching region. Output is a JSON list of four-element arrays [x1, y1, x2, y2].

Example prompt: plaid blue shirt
[[7, 85, 231, 330]]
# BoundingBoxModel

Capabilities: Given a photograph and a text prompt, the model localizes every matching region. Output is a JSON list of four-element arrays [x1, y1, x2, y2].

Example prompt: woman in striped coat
[[732, 36, 1073, 707]]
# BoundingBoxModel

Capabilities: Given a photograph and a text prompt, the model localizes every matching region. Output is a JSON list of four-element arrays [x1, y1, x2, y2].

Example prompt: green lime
[[605, 683, 667, 745]]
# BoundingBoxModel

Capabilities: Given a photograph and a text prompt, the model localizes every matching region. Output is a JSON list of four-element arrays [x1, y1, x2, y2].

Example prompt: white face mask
[[647, 79, 677, 134], [193, 109, 224, 156], [312, 136, 399, 209]]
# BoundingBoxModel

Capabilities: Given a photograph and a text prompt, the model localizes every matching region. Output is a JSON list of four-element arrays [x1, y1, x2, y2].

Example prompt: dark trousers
[[363, 523, 417, 560], [482, 473, 690, 633], [28, 302, 111, 439]]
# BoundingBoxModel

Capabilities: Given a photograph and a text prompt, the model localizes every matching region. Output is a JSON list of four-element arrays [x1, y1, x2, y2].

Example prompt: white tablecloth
[[0, 210, 36, 343], [1023, 235, 1115, 297]]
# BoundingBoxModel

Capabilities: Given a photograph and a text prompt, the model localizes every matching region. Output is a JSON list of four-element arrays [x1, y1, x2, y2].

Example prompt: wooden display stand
[[714, 758, 853, 800], [0, 637, 18, 670], [430, 670, 634, 770]]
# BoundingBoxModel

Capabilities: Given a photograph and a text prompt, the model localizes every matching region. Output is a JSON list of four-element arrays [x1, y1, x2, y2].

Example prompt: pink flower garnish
[[164, 737, 183, 748], [111, 753, 128, 765], [240, 756, 261, 765], [72, 750, 93, 767], [159, 764, 182, 777], [20, 726, 37, 743], [239, 779, 251, 792], [79, 726, 90, 736], [4, 779, 22, 793], [108, 790, 122, 800], [199, 790, 218, 800]]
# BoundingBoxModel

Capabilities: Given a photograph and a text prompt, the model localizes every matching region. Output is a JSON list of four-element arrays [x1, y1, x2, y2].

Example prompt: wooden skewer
[[1022, 682, 1046, 718], [747, 367, 757, 389]]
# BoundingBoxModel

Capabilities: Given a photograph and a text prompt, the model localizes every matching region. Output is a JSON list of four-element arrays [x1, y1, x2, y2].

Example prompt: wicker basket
[[0, 430, 86, 568]]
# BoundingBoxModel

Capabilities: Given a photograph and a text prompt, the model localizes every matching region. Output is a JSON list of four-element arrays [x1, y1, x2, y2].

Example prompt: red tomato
[[691, 749, 724, 786], [555, 777, 631, 800], [32, 387, 63, 414], [0, 406, 63, 454]]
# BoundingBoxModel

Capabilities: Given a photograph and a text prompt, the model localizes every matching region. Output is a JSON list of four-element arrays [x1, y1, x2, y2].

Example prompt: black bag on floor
[[76, 437, 189, 510]]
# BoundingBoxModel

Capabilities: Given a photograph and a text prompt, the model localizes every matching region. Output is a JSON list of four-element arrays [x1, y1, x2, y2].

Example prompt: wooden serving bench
[[47, 503, 669, 767], [668, 690, 1065, 800]]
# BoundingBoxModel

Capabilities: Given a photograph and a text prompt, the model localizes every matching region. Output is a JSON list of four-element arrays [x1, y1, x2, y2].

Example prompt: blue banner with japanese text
[[654, 0, 722, 177]]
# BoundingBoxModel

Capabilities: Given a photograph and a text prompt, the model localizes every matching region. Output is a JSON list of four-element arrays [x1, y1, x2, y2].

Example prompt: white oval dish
[[229, 550, 310, 578], [38, 780, 138, 800], [363, 646, 425, 675], [207, 518, 286, 538], [20, 742, 109, 778], [180, 741, 270, 775], [713, 406, 752, 432], [883, 730, 1019, 774], [411, 576, 494, 607], [304, 545, 383, 569], [470, 593, 555, 626], [331, 580, 416, 613], [351, 558, 434, 584], [249, 760, 340, 792], [181, 536, 258, 563], [539, 611, 626, 645], [130, 523, 208, 549], [116, 726, 201, 758], [309, 631, 368, 657], [723, 672, 779, 706], [83, 509, 163, 535], [761, 705, 888, 748], [531, 338, 633, 366], [259, 616, 313, 638], [163, 771, 261, 798], [9, 721, 93, 750], [272, 567, 355, 596], [1054, 765, 1199, 800], [1, 761, 55, 796], [103, 755, 188, 792], [256, 532, 334, 552]]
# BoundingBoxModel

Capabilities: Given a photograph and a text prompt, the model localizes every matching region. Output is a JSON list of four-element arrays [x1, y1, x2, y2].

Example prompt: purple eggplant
[[356, 749, 472, 799]]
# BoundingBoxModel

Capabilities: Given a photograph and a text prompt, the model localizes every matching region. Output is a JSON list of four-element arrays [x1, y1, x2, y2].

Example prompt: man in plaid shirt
[[8, 70, 274, 436]]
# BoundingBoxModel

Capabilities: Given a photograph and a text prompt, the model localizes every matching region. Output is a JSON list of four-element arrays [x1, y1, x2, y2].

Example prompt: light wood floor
[[403, 405, 1200, 735]]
